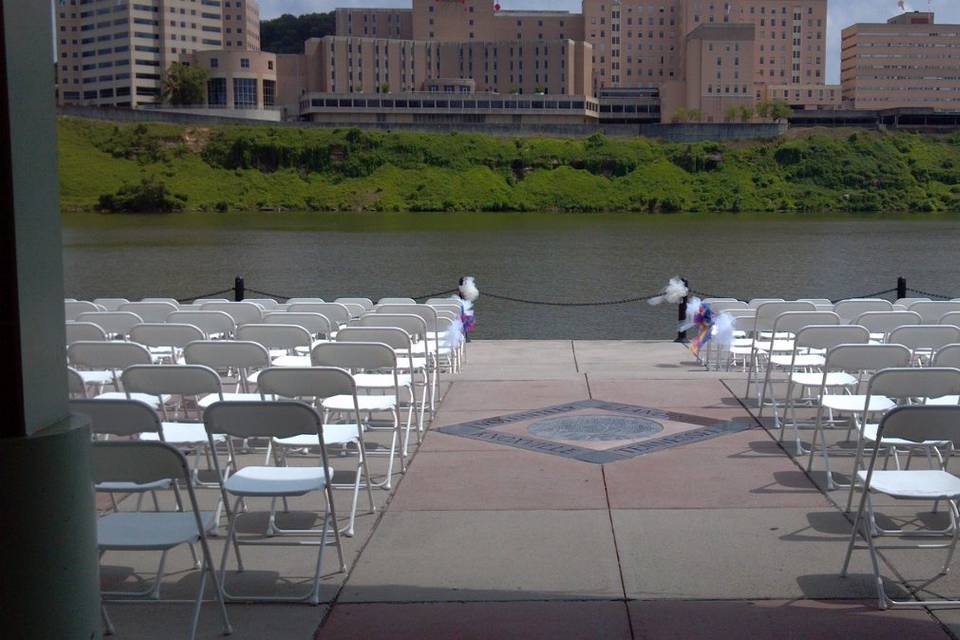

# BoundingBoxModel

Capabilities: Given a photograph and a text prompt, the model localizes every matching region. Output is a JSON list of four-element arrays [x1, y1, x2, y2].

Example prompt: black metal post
[[674, 278, 690, 343], [897, 276, 907, 301], [234, 276, 245, 301]]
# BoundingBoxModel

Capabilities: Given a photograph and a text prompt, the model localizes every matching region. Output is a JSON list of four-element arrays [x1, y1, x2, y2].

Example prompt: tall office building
[[56, 0, 261, 108], [842, 11, 960, 110]]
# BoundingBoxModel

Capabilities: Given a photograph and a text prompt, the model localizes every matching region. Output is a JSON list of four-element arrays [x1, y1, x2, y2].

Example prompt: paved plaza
[[101, 341, 960, 639]]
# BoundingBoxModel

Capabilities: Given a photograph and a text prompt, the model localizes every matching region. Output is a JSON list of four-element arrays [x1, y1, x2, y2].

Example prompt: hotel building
[[56, 0, 265, 108], [841, 11, 960, 110]]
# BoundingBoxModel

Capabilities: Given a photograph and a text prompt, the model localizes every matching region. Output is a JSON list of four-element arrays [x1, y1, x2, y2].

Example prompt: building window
[[240, 57, 250, 68], [233, 77, 256, 108], [208, 77, 226, 106], [210, 57, 218, 68], [263, 79, 275, 107]]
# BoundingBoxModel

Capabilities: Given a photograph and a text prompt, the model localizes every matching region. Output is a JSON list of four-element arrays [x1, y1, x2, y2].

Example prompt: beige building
[[56, 0, 261, 108], [185, 49, 277, 110], [841, 11, 960, 110], [765, 83, 840, 109]]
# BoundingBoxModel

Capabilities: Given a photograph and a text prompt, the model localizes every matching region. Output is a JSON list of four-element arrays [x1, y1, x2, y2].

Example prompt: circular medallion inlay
[[528, 414, 663, 442]]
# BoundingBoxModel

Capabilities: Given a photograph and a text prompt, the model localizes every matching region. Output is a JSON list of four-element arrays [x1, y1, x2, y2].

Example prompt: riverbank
[[58, 116, 960, 213]]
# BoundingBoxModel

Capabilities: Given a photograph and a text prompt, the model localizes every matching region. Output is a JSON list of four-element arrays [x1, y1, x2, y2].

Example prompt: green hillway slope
[[58, 116, 960, 213]]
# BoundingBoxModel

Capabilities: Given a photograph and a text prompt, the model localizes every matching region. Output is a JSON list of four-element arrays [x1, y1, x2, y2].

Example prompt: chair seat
[[857, 469, 960, 499], [138, 422, 224, 444], [273, 424, 361, 448], [269, 355, 311, 369], [861, 423, 950, 447], [770, 354, 825, 368], [395, 358, 429, 371], [791, 371, 858, 388], [96, 479, 173, 493], [98, 511, 217, 551], [323, 394, 397, 412], [821, 394, 895, 414], [78, 370, 113, 385], [353, 373, 412, 389], [754, 340, 796, 353], [198, 392, 264, 408], [223, 466, 332, 497], [927, 396, 960, 406], [94, 392, 169, 409]]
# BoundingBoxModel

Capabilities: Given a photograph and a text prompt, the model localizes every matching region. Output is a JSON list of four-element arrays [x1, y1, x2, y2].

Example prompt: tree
[[671, 108, 690, 124], [754, 100, 772, 120], [162, 62, 208, 106], [739, 105, 754, 122], [260, 12, 336, 54], [379, 83, 390, 94], [687, 109, 704, 123], [723, 106, 739, 123], [769, 99, 792, 122]]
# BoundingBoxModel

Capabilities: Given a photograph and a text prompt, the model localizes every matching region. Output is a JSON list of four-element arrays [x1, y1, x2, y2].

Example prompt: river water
[[61, 212, 960, 340]]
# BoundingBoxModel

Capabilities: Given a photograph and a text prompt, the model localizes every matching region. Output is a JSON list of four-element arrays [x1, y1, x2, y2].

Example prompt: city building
[[56, 0, 262, 108], [841, 11, 960, 110]]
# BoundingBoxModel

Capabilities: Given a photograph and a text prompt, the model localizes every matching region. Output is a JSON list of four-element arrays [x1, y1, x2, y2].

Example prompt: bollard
[[897, 277, 907, 301], [234, 276, 245, 301], [674, 278, 690, 343]]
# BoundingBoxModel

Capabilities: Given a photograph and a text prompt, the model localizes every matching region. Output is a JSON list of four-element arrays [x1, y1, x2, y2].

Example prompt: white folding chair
[[287, 302, 350, 328], [287, 297, 326, 305], [66, 321, 107, 344], [312, 342, 409, 487], [807, 344, 913, 490], [896, 298, 930, 308], [909, 301, 960, 325], [378, 297, 416, 305], [67, 341, 159, 405], [91, 441, 230, 640], [246, 298, 280, 310], [67, 367, 87, 398], [167, 310, 236, 339], [75, 311, 143, 340], [889, 325, 960, 365], [204, 400, 347, 603], [183, 340, 271, 405], [742, 302, 816, 401], [199, 301, 263, 327], [142, 298, 181, 307], [748, 298, 785, 309], [120, 301, 179, 323], [237, 324, 313, 368], [65, 300, 103, 320], [92, 298, 129, 312], [941, 312, 960, 328], [129, 323, 204, 364], [833, 299, 894, 323], [354, 313, 434, 416], [855, 311, 923, 343], [264, 312, 333, 342], [842, 406, 960, 610], [256, 367, 376, 536], [192, 298, 230, 306], [335, 297, 373, 311]]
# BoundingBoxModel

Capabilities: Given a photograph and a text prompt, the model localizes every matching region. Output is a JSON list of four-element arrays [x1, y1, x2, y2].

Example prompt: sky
[[258, 1, 960, 84]]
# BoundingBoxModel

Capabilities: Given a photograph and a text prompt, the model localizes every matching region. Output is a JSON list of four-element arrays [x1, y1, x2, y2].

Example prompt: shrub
[[97, 177, 185, 213]]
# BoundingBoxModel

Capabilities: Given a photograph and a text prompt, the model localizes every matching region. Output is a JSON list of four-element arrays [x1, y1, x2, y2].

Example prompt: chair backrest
[[285, 303, 350, 326], [909, 301, 960, 324], [141, 297, 180, 307], [121, 364, 223, 396], [823, 343, 913, 373], [176, 303, 203, 312], [335, 297, 374, 311], [854, 311, 922, 335], [287, 297, 325, 305], [710, 301, 749, 313], [263, 312, 332, 337], [65, 300, 102, 321], [798, 298, 832, 305], [752, 302, 817, 332], [255, 367, 358, 400], [92, 298, 129, 312], [427, 298, 461, 307], [236, 324, 312, 351], [376, 304, 439, 332], [833, 299, 893, 321], [66, 321, 107, 344], [91, 440, 193, 487], [875, 405, 960, 446], [67, 341, 153, 370], [896, 298, 929, 307], [378, 297, 416, 305], [940, 312, 960, 327], [888, 325, 960, 352], [129, 323, 204, 349], [203, 399, 331, 440], [436, 310, 459, 323], [340, 303, 366, 318], [794, 325, 870, 351], [167, 310, 236, 338], [427, 303, 462, 317], [867, 367, 960, 402], [748, 298, 785, 309], [67, 367, 86, 397], [199, 302, 263, 326], [119, 301, 179, 323], [311, 342, 397, 371], [70, 398, 162, 436], [75, 311, 143, 338], [723, 309, 755, 320], [354, 313, 428, 341], [193, 298, 230, 305], [337, 326, 412, 351], [703, 298, 740, 304], [245, 298, 280, 310], [183, 340, 270, 370], [770, 311, 839, 335], [933, 344, 960, 369]]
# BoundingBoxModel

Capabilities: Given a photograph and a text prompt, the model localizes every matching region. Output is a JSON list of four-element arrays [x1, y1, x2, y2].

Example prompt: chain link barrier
[[906, 287, 955, 301], [176, 288, 234, 304]]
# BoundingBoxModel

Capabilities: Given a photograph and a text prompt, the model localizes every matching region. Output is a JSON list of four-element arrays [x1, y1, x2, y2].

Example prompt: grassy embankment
[[58, 116, 960, 213]]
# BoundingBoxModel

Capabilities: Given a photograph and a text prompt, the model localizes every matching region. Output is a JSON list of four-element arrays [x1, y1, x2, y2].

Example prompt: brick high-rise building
[[56, 0, 262, 108]]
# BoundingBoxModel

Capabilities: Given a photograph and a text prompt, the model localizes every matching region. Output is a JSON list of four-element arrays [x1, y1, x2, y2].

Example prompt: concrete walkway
[[103, 341, 960, 639]]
